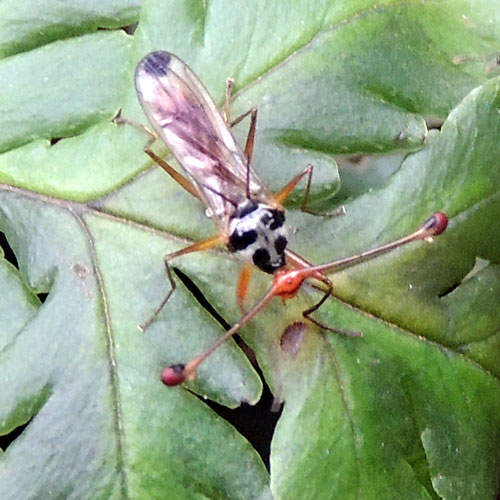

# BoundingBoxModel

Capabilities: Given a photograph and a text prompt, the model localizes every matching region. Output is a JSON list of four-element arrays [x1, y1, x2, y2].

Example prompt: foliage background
[[0, 0, 499, 499]]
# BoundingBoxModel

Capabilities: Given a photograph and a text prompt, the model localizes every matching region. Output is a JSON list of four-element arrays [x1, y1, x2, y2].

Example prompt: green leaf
[[0, 32, 132, 154], [1, 1, 500, 499], [0, 0, 141, 58]]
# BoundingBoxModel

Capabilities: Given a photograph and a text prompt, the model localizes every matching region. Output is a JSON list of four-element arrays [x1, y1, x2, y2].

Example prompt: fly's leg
[[115, 112, 224, 329], [236, 263, 253, 312], [222, 78, 258, 197], [143, 148, 200, 199], [231, 108, 258, 164], [223, 78, 235, 123], [140, 235, 225, 331], [114, 111, 157, 140], [114, 112, 200, 200], [222, 78, 258, 306], [222, 81, 342, 215], [301, 285, 361, 337], [230, 107, 257, 199], [140, 254, 177, 332], [273, 164, 345, 217]]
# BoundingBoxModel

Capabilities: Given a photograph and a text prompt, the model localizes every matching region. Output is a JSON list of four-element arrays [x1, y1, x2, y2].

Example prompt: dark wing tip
[[138, 51, 172, 77]]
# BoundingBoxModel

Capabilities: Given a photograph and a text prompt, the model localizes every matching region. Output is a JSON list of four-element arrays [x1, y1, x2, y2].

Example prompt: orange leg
[[230, 108, 257, 165], [236, 263, 253, 312], [273, 164, 346, 217], [115, 112, 200, 200], [143, 148, 200, 199], [140, 234, 225, 331], [223, 78, 257, 161], [222, 78, 258, 198], [273, 164, 313, 206], [222, 81, 340, 217], [230, 107, 258, 199], [223, 78, 235, 123]]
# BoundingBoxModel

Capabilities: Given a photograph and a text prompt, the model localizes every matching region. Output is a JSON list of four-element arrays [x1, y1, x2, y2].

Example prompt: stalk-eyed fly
[[129, 51, 448, 386]]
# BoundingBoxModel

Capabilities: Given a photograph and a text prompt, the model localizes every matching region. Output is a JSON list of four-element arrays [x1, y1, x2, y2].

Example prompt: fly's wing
[[135, 51, 267, 223]]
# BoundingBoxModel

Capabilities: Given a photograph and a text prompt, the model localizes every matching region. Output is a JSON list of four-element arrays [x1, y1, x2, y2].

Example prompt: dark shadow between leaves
[[439, 258, 490, 299], [438, 283, 460, 298], [0, 231, 19, 270], [0, 231, 48, 305], [425, 117, 444, 131], [0, 417, 32, 452], [0, 386, 51, 454], [200, 375, 282, 471]]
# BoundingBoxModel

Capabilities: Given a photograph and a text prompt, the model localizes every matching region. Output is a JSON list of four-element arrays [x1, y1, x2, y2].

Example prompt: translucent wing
[[135, 51, 268, 224]]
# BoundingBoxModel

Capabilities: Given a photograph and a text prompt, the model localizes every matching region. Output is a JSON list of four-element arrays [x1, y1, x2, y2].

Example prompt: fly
[[127, 51, 448, 386]]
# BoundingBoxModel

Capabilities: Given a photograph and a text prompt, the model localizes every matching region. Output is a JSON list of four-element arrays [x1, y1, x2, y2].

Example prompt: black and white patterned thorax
[[228, 200, 287, 274]]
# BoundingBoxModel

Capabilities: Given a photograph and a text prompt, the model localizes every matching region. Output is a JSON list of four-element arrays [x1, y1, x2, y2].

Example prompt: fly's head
[[228, 200, 287, 274]]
